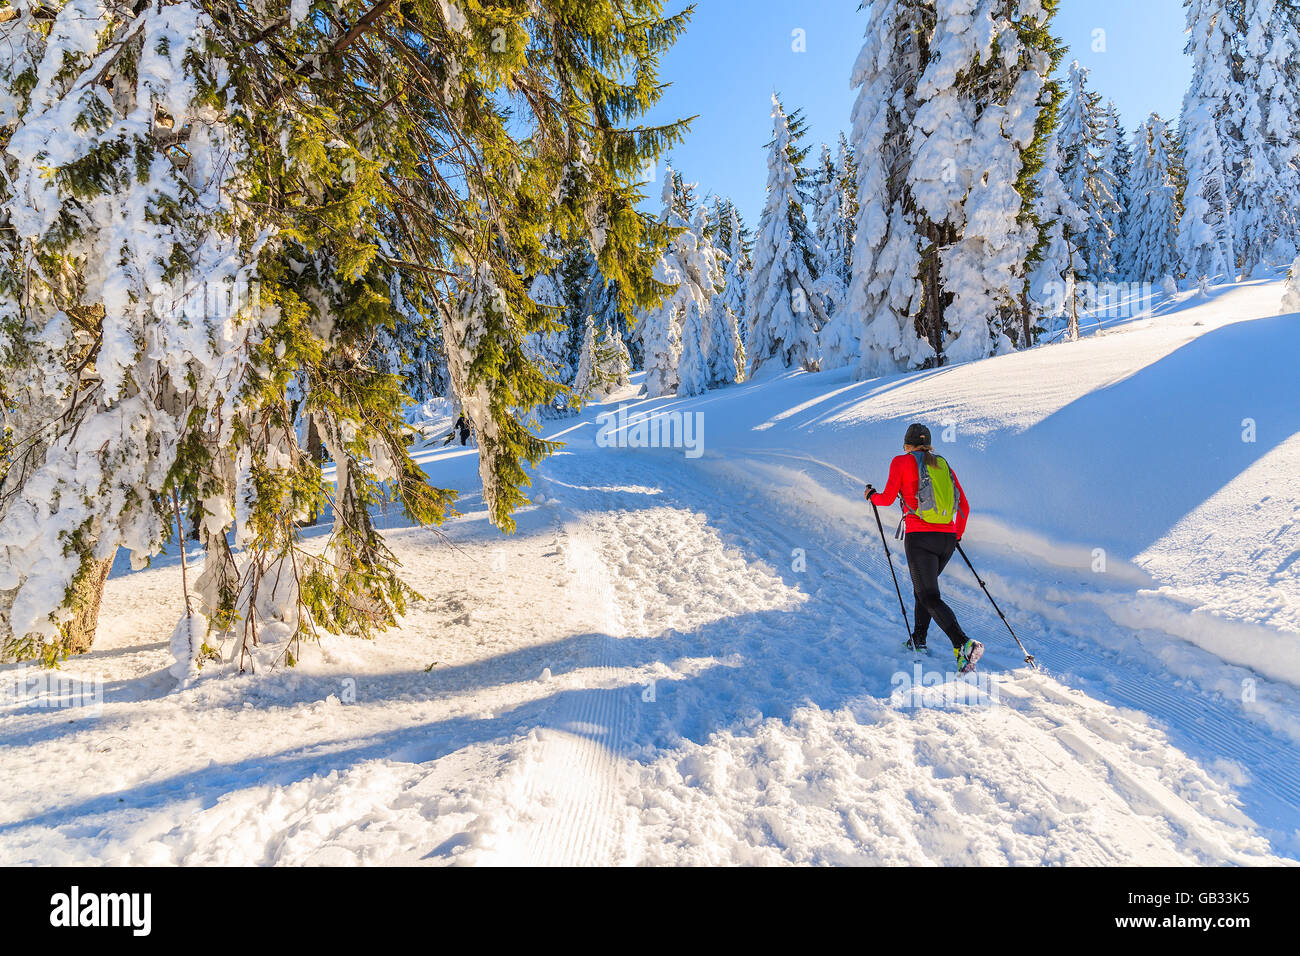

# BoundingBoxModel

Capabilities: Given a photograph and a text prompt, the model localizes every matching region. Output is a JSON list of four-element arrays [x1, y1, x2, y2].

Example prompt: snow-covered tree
[[849, 0, 930, 376], [1027, 133, 1087, 340], [812, 136, 861, 369], [1124, 114, 1184, 284], [0, 0, 689, 665], [1235, 0, 1300, 276], [1281, 254, 1300, 311], [600, 322, 633, 390], [0, 1, 276, 664], [1179, 0, 1239, 283], [709, 198, 753, 273], [1056, 62, 1123, 280], [712, 199, 750, 333], [569, 313, 625, 403], [828, 134, 859, 283], [706, 295, 744, 386], [525, 239, 632, 410], [813, 141, 856, 296], [747, 95, 827, 374], [639, 168, 721, 397], [1178, 104, 1237, 282], [676, 301, 710, 397], [708, 200, 748, 382], [572, 315, 599, 400], [1097, 101, 1130, 279], [687, 204, 740, 388], [851, 0, 1062, 370], [585, 275, 628, 369], [1257, 3, 1300, 253], [638, 270, 683, 398]]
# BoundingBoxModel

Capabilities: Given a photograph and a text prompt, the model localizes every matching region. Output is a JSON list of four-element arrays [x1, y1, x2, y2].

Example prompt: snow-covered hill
[[2, 278, 1297, 865]]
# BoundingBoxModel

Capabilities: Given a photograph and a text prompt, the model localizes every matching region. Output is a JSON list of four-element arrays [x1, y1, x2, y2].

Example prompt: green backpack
[[909, 451, 958, 525]]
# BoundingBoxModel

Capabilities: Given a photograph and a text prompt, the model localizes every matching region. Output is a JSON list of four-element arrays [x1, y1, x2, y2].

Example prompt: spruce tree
[[1098, 101, 1130, 280], [1179, 0, 1240, 282], [813, 136, 861, 369], [572, 315, 599, 402], [852, 0, 1063, 369], [811, 143, 846, 311], [1235, 0, 1300, 275], [1124, 114, 1184, 284], [710, 200, 748, 381], [706, 295, 744, 386], [693, 204, 740, 387], [849, 0, 929, 376], [603, 322, 633, 389], [747, 94, 826, 374], [834, 132, 860, 281], [526, 238, 627, 410], [0, 0, 690, 666], [1178, 103, 1237, 282], [639, 168, 719, 398], [1028, 133, 1087, 341], [676, 301, 710, 397], [1057, 62, 1122, 281]]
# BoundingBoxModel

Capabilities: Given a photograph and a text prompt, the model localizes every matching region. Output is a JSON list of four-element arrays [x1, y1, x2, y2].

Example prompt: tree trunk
[[302, 413, 325, 526], [922, 222, 946, 365], [58, 551, 116, 656], [306, 413, 325, 463]]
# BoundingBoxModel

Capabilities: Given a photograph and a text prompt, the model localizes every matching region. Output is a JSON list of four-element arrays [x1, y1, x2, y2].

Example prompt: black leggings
[[904, 531, 966, 649]]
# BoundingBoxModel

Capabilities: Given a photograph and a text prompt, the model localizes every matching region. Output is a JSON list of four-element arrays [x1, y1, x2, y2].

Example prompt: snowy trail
[[529, 445, 1293, 863], [505, 510, 631, 866], [729, 447, 1300, 837], [0, 505, 645, 866], [3, 283, 1298, 865], [5, 417, 1291, 865]]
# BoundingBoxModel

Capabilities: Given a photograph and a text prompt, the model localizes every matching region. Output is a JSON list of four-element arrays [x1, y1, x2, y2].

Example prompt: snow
[[168, 611, 207, 681], [2, 275, 1298, 864]]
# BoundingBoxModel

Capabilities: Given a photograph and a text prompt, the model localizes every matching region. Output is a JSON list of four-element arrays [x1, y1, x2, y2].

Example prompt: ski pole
[[955, 542, 1039, 670], [868, 495, 912, 641]]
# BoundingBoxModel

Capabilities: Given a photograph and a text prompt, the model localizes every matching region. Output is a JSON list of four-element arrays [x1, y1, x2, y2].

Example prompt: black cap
[[904, 423, 931, 446]]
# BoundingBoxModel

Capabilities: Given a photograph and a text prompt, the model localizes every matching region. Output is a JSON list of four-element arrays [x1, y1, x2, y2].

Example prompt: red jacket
[[870, 452, 969, 537]]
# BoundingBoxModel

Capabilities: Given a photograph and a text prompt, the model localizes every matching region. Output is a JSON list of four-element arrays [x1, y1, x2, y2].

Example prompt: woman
[[864, 423, 983, 674]]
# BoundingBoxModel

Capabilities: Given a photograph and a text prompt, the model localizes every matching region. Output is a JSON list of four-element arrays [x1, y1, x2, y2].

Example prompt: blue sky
[[643, 0, 1192, 224]]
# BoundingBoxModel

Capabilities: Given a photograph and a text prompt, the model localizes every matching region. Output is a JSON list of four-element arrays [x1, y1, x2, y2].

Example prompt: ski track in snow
[[508, 507, 630, 866], [726, 450, 1300, 835], [2, 280, 1299, 865], [533, 449, 1292, 864]]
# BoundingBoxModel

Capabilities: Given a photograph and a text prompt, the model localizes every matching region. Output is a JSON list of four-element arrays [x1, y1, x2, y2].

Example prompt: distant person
[[865, 423, 982, 673], [443, 413, 472, 447]]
